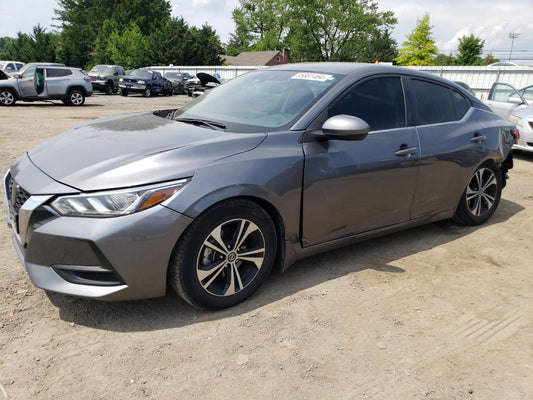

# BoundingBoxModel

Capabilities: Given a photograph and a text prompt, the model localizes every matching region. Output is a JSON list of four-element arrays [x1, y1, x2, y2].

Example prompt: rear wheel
[[0, 88, 16, 106], [169, 200, 277, 310], [66, 89, 85, 106], [453, 162, 503, 225]]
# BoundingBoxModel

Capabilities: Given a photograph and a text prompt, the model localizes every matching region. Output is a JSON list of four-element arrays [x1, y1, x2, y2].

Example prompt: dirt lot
[[1, 94, 532, 400]]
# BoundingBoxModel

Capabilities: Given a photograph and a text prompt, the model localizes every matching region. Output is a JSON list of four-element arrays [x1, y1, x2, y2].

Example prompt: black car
[[118, 69, 172, 97], [164, 71, 187, 95], [185, 72, 221, 97]]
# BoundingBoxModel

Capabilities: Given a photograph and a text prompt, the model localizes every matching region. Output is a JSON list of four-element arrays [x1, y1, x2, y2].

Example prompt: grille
[[7, 175, 30, 214]]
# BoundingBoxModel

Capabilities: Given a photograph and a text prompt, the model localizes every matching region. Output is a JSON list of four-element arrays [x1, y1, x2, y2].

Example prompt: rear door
[[45, 68, 72, 96], [302, 75, 419, 246], [485, 82, 529, 120], [406, 77, 487, 219]]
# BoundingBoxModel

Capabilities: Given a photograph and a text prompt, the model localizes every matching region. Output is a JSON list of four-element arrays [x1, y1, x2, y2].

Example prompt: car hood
[[197, 72, 221, 85], [27, 112, 266, 191]]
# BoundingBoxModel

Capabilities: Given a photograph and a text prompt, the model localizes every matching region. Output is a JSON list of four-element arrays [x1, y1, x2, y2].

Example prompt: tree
[[229, 0, 396, 62], [55, 0, 172, 68], [357, 29, 398, 63], [104, 22, 148, 69], [456, 34, 484, 65], [395, 13, 437, 66], [1, 25, 59, 63], [434, 53, 456, 66]]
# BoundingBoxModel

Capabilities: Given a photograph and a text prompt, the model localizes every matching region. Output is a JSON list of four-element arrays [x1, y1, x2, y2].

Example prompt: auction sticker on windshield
[[290, 72, 334, 82]]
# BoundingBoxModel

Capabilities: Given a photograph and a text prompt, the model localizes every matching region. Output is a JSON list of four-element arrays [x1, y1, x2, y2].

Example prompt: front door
[[301, 76, 419, 246]]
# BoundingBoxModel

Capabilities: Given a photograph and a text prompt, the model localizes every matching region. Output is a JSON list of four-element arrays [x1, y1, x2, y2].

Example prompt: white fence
[[148, 64, 533, 99]]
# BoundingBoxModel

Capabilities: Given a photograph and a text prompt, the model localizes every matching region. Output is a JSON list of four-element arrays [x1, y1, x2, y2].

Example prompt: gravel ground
[[1, 94, 532, 399]]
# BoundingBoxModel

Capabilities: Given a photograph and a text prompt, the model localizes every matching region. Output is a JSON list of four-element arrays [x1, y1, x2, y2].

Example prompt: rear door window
[[410, 79, 455, 125]]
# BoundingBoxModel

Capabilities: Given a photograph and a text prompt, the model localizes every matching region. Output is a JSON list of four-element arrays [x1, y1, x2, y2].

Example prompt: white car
[[0, 60, 25, 73], [484, 82, 533, 152]]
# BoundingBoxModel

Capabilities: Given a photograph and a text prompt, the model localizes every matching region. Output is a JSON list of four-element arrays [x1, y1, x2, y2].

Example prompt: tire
[[66, 89, 85, 106], [169, 200, 277, 310], [104, 83, 113, 95], [0, 88, 16, 106], [142, 86, 151, 97], [453, 162, 503, 226], [120, 89, 128, 96]]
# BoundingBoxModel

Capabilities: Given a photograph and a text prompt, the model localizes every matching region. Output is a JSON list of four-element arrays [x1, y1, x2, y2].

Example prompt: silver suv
[[0, 64, 93, 106]]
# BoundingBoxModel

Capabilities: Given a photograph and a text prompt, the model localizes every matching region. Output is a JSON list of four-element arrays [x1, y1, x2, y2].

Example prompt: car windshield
[[91, 65, 113, 74], [174, 69, 340, 132], [130, 69, 152, 79], [165, 72, 182, 79]]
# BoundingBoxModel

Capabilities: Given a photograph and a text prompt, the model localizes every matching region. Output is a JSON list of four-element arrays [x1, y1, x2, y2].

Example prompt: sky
[[1, 0, 532, 64]]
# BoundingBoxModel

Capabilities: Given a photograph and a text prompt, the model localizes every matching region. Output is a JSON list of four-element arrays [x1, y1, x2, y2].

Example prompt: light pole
[[508, 32, 519, 62]]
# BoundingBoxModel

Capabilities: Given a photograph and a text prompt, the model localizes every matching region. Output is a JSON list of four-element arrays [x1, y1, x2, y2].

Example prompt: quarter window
[[329, 77, 405, 131], [452, 90, 470, 120]]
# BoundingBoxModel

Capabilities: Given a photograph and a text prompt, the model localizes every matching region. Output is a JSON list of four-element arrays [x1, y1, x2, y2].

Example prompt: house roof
[[222, 51, 282, 66]]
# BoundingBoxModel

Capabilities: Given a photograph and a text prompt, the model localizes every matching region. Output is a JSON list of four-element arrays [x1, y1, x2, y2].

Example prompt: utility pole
[[508, 32, 519, 61]]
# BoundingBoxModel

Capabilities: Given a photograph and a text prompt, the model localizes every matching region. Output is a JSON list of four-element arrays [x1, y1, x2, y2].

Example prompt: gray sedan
[[4, 63, 516, 309]]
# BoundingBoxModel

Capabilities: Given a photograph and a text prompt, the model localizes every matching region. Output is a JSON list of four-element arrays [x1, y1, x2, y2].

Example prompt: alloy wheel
[[465, 167, 497, 216], [196, 218, 266, 297]]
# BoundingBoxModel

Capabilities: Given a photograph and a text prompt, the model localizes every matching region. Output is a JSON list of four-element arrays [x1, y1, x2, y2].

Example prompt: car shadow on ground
[[46, 197, 524, 332], [8, 101, 105, 107]]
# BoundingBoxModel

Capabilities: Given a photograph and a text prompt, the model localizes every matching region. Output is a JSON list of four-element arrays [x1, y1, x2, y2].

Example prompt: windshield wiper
[[175, 117, 226, 130]]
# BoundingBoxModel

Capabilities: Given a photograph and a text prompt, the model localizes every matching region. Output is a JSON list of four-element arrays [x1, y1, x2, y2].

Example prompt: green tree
[[188, 25, 223, 65], [357, 29, 398, 63], [104, 22, 148, 69], [456, 34, 484, 65], [1, 25, 59, 63], [395, 13, 438, 66], [55, 0, 171, 68], [434, 53, 456, 66], [229, 0, 396, 62]]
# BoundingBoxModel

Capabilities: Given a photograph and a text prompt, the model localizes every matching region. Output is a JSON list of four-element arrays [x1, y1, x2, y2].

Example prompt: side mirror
[[113, 72, 118, 76], [320, 114, 370, 141], [508, 96, 524, 105], [13, 74, 21, 79]]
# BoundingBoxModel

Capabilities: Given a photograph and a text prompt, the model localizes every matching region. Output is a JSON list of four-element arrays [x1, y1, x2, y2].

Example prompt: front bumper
[[119, 83, 146, 93], [4, 163, 193, 301], [91, 80, 110, 91]]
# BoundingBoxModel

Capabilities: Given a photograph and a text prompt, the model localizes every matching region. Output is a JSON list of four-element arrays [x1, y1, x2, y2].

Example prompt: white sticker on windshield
[[290, 72, 334, 82]]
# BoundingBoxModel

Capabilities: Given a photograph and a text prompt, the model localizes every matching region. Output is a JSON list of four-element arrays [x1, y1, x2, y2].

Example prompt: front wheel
[[453, 162, 503, 226], [142, 86, 151, 97], [169, 200, 277, 310], [66, 89, 85, 106], [0, 89, 16, 106], [120, 89, 128, 96]]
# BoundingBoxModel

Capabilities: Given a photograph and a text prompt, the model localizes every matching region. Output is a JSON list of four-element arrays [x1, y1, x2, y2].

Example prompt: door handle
[[470, 134, 486, 144], [394, 146, 417, 157]]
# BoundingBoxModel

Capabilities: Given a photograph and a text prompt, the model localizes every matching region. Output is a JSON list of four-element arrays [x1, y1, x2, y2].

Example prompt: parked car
[[4, 63, 516, 309], [488, 62, 520, 67], [0, 60, 25, 73], [163, 71, 186, 95], [454, 81, 475, 96], [88, 65, 125, 94], [0, 64, 93, 106], [185, 72, 221, 97], [484, 82, 533, 152], [118, 69, 172, 97]]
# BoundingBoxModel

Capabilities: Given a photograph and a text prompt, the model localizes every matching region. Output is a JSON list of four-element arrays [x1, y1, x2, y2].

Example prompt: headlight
[[138, 80, 145, 84], [119, 78, 123, 82], [51, 179, 190, 217], [508, 114, 523, 127]]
